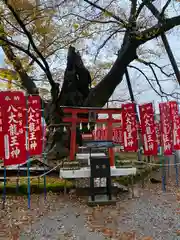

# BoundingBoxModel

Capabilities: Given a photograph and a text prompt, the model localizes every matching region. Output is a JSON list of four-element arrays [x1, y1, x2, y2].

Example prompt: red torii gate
[[62, 107, 122, 167]]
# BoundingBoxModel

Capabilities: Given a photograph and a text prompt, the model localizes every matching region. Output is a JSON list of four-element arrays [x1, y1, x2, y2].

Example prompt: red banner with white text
[[178, 116, 180, 144], [155, 122, 161, 145], [139, 103, 157, 155], [112, 127, 123, 144], [159, 102, 173, 155], [122, 103, 138, 152], [93, 128, 107, 140], [0, 106, 3, 158], [0, 91, 27, 166], [168, 101, 180, 150], [92, 127, 123, 145], [28, 96, 42, 156]]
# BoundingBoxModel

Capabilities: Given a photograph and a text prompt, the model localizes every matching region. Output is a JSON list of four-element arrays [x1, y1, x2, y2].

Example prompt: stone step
[[62, 161, 80, 170], [78, 147, 107, 154]]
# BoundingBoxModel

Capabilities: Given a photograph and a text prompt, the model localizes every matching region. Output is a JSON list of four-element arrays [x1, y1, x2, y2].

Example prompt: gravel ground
[[117, 189, 178, 239], [0, 166, 179, 240], [20, 203, 105, 240]]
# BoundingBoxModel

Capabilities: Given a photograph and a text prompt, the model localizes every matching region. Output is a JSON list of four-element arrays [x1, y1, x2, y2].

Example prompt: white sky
[[0, 0, 179, 113]]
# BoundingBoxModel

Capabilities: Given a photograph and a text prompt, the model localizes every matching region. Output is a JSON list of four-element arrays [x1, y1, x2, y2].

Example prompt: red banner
[[178, 116, 180, 144], [159, 102, 173, 155], [155, 122, 161, 145], [93, 127, 123, 145], [0, 107, 3, 158], [122, 103, 138, 152], [139, 103, 157, 155], [93, 128, 102, 140], [112, 127, 123, 144], [28, 96, 42, 156], [168, 101, 180, 150], [1, 91, 27, 166]]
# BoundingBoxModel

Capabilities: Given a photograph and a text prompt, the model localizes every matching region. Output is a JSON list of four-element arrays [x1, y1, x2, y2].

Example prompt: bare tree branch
[[122, 0, 138, 48], [128, 64, 164, 97], [4, 0, 55, 87], [69, 13, 120, 25], [83, 0, 127, 26], [160, 0, 171, 19], [136, 58, 175, 77], [144, 1, 180, 85], [0, 35, 50, 74], [135, 0, 149, 19], [94, 28, 123, 61], [128, 64, 179, 100], [135, 15, 180, 42]]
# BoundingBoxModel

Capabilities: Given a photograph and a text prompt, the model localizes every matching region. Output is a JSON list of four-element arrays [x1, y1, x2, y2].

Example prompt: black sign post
[[83, 140, 117, 206]]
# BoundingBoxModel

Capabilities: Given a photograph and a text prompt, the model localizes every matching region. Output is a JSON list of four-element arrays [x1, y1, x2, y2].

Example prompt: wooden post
[[70, 110, 77, 161], [107, 113, 114, 167]]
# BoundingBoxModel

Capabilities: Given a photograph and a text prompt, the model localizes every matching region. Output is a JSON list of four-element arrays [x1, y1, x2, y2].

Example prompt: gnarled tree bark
[[45, 46, 92, 165]]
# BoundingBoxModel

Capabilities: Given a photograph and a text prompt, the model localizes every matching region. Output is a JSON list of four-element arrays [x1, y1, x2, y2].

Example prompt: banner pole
[[134, 102, 142, 162], [167, 157, 170, 177], [25, 94, 31, 209], [174, 152, 179, 186], [161, 155, 166, 192], [16, 165, 20, 194], [2, 167, 6, 209], [42, 102, 47, 201]]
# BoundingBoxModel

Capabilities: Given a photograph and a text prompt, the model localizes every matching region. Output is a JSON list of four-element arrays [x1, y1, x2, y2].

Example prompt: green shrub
[[0, 177, 74, 195]]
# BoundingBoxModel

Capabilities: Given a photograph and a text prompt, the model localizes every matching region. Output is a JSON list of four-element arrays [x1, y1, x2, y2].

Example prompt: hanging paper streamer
[[28, 96, 43, 156], [139, 103, 158, 156], [159, 102, 173, 155], [122, 103, 138, 152], [0, 91, 27, 166]]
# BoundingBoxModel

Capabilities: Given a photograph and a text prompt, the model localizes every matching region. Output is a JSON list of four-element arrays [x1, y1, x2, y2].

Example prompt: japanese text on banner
[[159, 102, 173, 155], [168, 101, 180, 150], [28, 96, 42, 156], [122, 103, 138, 152], [139, 103, 157, 155], [93, 127, 123, 145], [0, 107, 3, 158], [155, 122, 161, 146], [112, 127, 123, 145], [1, 91, 26, 166]]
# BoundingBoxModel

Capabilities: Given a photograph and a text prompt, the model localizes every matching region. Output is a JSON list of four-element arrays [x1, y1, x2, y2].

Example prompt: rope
[[0, 161, 64, 180], [145, 161, 180, 167]]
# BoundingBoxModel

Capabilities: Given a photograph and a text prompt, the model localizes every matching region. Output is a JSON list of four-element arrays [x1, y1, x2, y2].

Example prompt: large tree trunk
[[85, 40, 138, 107], [45, 46, 92, 166], [45, 40, 139, 167]]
